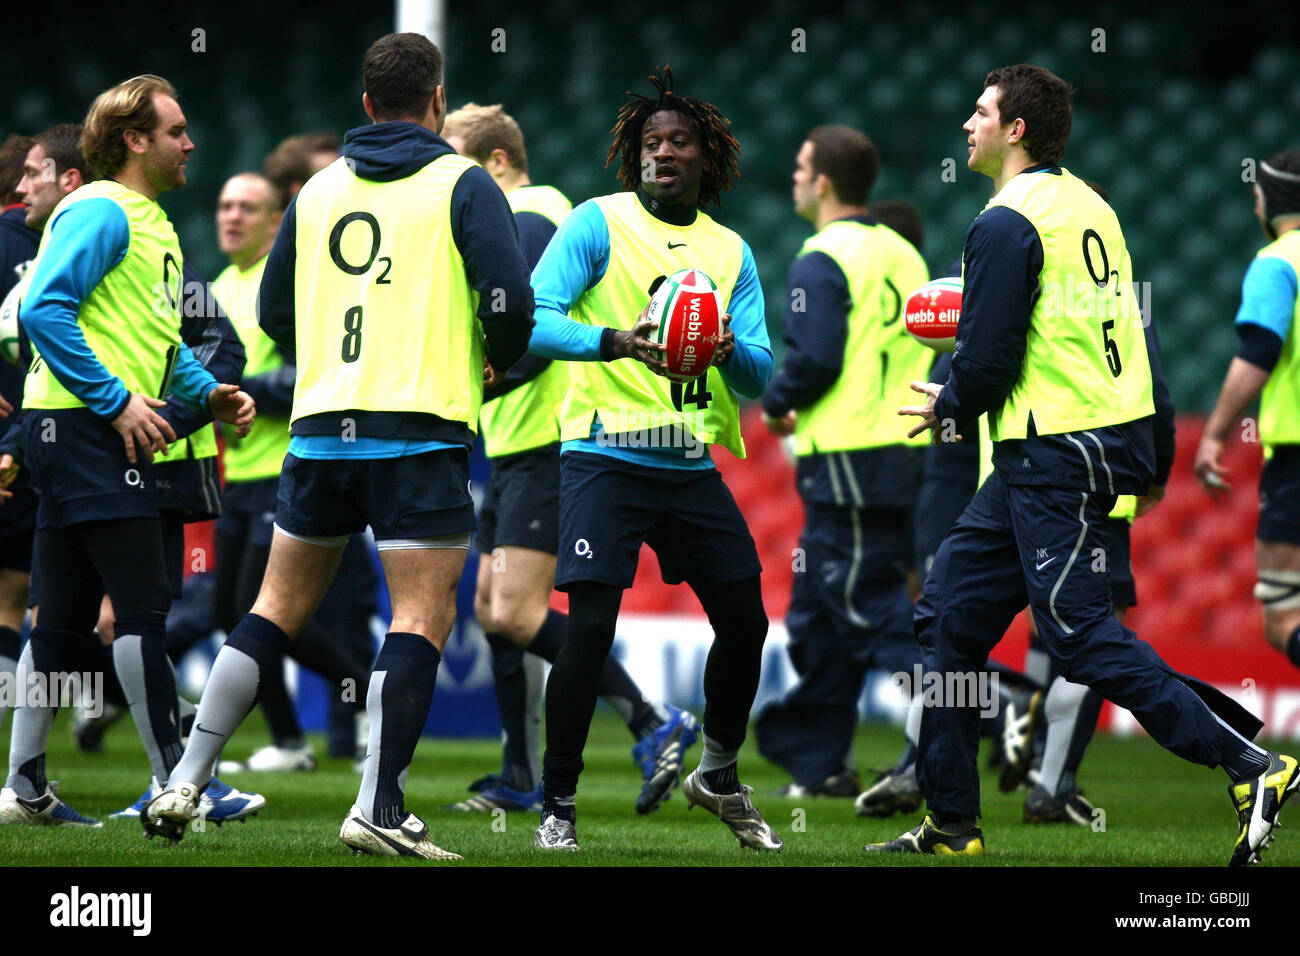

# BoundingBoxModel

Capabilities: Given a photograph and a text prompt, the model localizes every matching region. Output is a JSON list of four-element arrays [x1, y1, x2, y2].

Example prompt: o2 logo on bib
[[161, 252, 181, 314]]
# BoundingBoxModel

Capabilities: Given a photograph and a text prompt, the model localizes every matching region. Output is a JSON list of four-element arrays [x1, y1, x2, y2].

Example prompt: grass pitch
[[0, 712, 1289, 867]]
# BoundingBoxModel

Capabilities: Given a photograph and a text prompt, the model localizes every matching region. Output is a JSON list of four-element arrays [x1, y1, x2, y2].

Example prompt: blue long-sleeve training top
[[19, 195, 217, 421], [528, 191, 772, 469]]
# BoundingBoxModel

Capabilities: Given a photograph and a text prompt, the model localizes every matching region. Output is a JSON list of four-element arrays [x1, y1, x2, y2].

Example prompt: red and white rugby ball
[[647, 268, 723, 383], [904, 277, 962, 353]]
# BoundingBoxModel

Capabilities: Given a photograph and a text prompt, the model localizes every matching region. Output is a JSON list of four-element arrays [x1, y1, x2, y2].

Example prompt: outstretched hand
[[898, 381, 960, 441]]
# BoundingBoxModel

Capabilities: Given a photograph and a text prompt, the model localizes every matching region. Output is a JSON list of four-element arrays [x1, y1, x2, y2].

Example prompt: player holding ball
[[526, 67, 778, 851]]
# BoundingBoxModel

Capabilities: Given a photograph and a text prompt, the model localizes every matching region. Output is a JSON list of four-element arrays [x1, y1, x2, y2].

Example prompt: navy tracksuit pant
[[916, 471, 1263, 817], [756, 502, 922, 787]]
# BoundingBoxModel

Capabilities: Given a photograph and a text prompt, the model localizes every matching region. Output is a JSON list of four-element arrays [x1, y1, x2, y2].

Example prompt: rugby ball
[[904, 276, 962, 353], [646, 268, 723, 383], [0, 278, 23, 365]]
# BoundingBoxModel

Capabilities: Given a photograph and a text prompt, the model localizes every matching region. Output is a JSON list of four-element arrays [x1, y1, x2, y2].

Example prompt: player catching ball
[[526, 67, 779, 851]]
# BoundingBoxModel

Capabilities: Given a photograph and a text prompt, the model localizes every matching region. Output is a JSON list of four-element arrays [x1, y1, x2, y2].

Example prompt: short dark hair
[[984, 64, 1073, 166], [1083, 179, 1110, 203], [35, 124, 93, 183], [263, 131, 339, 196], [0, 134, 34, 203], [363, 33, 443, 121], [806, 125, 879, 206], [1260, 149, 1300, 225], [871, 199, 925, 253]]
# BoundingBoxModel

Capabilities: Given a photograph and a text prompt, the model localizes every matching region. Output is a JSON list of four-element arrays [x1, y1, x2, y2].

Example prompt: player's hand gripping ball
[[647, 268, 723, 382], [904, 277, 963, 353]]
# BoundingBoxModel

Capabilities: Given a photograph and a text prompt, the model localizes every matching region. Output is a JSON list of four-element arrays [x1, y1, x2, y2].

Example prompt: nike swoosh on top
[[1035, 557, 1057, 571]]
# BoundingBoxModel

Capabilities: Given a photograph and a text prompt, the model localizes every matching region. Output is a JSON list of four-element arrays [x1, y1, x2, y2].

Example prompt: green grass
[[1, 712, 1290, 867]]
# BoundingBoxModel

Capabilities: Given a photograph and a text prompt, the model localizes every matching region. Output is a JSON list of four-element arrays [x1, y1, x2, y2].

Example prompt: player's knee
[[1257, 572, 1300, 650], [481, 596, 541, 645]]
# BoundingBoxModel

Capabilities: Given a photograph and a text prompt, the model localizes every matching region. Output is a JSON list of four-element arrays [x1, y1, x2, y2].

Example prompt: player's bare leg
[[343, 542, 466, 859]]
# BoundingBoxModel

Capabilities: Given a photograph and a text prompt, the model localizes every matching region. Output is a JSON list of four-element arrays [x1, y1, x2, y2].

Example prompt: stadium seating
[[11, 2, 1298, 413]]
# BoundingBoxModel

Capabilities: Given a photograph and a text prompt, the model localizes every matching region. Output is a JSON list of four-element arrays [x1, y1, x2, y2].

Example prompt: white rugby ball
[[0, 278, 24, 365], [646, 268, 724, 383]]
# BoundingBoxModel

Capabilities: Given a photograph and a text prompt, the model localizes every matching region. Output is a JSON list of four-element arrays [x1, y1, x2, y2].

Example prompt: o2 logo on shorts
[[123, 468, 143, 488], [574, 538, 594, 559]]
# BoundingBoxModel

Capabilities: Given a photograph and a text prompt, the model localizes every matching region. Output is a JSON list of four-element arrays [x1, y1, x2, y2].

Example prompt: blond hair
[[442, 103, 527, 173], [81, 74, 178, 179]]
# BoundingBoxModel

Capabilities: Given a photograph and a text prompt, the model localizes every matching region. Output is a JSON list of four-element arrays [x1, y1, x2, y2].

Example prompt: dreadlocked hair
[[605, 65, 741, 208]]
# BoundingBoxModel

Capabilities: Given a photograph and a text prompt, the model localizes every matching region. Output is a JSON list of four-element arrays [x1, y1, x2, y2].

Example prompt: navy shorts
[[217, 477, 279, 550], [1259, 446, 1300, 546], [275, 448, 475, 541], [0, 472, 37, 573], [477, 443, 560, 555], [24, 407, 159, 530], [554, 452, 762, 591]]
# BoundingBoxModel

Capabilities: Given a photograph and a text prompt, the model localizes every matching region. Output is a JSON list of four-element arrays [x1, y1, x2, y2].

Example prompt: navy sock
[[1287, 626, 1300, 670], [1225, 745, 1272, 782], [702, 763, 740, 795], [362, 633, 441, 829], [86, 640, 128, 708], [541, 752, 583, 822], [227, 612, 291, 667], [487, 632, 532, 789], [933, 812, 976, 831]]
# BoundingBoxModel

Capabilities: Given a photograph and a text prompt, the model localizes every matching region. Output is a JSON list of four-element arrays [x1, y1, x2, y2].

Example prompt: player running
[[144, 34, 533, 859], [878, 64, 1293, 866]]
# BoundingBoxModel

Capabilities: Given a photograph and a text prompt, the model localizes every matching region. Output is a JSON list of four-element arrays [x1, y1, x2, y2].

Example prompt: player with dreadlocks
[[526, 67, 779, 851]]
